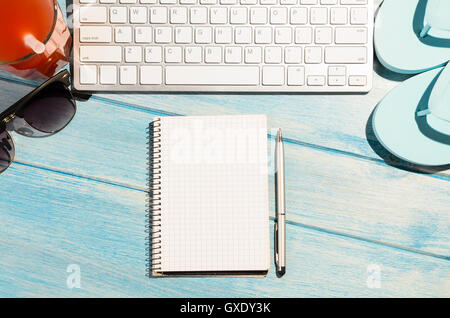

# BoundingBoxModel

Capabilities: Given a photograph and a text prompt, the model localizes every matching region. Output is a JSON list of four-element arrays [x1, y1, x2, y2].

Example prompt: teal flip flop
[[372, 64, 450, 166], [375, 0, 450, 74]]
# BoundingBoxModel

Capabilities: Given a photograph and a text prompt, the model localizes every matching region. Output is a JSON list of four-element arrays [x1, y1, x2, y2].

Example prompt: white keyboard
[[73, 0, 373, 92]]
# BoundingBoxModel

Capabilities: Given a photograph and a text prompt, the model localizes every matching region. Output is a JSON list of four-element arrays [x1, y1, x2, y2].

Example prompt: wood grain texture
[[0, 164, 448, 297], [0, 78, 448, 258], [0, 0, 447, 297]]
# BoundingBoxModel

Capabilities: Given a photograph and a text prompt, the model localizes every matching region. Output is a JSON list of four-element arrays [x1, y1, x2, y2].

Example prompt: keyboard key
[[263, 66, 285, 85], [80, 6, 107, 23], [195, 27, 213, 43], [328, 65, 346, 76], [130, 7, 147, 24], [290, 7, 308, 24], [275, 27, 292, 44], [230, 7, 247, 24], [315, 27, 332, 44], [235, 27, 252, 44], [307, 75, 325, 86], [150, 7, 168, 24], [328, 75, 345, 86], [155, 27, 172, 43], [125, 46, 142, 62], [284, 47, 302, 63], [265, 46, 282, 64], [270, 7, 288, 24], [110, 7, 127, 23], [304, 46, 322, 63], [225, 47, 242, 63], [170, 7, 188, 24], [185, 46, 202, 63], [244, 47, 262, 64], [330, 7, 347, 24], [287, 66, 304, 86], [255, 27, 272, 44], [80, 65, 97, 84], [80, 46, 122, 62], [166, 66, 260, 85], [350, 7, 368, 25], [341, 0, 367, 4], [190, 7, 208, 24], [210, 7, 228, 24], [100, 66, 117, 85], [140, 66, 163, 85], [335, 27, 367, 44], [165, 47, 183, 63], [135, 27, 152, 43], [205, 46, 222, 63], [325, 46, 366, 64], [80, 26, 112, 43], [349, 75, 366, 86], [215, 27, 233, 43], [115, 26, 132, 43], [295, 27, 312, 44], [145, 46, 162, 63], [250, 8, 267, 24], [120, 66, 137, 85], [175, 27, 193, 43], [310, 7, 327, 25]]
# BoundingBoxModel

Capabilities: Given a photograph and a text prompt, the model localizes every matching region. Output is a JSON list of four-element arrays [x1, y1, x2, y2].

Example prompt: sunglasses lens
[[23, 82, 76, 134], [0, 131, 13, 173]]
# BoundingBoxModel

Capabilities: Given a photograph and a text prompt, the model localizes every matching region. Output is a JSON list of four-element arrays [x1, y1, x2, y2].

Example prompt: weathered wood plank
[[0, 164, 448, 297]]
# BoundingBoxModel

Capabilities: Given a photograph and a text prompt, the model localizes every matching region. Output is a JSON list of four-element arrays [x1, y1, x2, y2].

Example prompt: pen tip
[[277, 267, 286, 278], [277, 128, 282, 141]]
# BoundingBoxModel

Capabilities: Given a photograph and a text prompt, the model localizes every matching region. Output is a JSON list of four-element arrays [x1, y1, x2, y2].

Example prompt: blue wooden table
[[0, 0, 448, 297]]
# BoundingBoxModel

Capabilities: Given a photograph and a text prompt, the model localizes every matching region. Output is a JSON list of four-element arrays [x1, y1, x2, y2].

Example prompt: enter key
[[335, 27, 367, 44]]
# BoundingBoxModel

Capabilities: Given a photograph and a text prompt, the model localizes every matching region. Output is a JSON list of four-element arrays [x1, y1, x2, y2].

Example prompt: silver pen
[[275, 128, 286, 277]]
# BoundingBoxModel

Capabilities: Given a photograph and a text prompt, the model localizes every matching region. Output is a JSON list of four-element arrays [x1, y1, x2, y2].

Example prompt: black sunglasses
[[0, 70, 76, 173]]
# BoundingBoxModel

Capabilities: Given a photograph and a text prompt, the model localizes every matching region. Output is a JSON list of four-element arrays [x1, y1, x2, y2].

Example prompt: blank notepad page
[[158, 115, 270, 273]]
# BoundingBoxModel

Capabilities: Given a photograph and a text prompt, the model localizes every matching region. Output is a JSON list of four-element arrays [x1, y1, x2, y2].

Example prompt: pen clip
[[274, 221, 279, 264]]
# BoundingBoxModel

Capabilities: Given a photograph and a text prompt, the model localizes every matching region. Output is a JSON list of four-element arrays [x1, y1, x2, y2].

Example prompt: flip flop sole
[[375, 0, 450, 74], [373, 67, 450, 166]]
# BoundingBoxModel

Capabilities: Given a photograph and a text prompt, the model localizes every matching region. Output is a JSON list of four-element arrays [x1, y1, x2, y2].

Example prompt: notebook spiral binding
[[146, 118, 162, 276]]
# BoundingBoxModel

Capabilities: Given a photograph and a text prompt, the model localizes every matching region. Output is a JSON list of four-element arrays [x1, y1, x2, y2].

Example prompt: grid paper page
[[158, 115, 270, 273]]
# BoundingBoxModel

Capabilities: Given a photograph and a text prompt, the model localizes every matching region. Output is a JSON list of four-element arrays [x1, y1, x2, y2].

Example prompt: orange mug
[[0, 0, 72, 80]]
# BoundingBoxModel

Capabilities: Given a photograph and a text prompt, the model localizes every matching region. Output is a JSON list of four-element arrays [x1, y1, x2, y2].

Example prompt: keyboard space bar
[[166, 66, 260, 85]]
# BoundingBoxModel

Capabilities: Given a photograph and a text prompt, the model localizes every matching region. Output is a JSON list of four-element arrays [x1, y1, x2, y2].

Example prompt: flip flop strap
[[420, 0, 450, 38], [417, 63, 450, 120], [425, 63, 450, 122]]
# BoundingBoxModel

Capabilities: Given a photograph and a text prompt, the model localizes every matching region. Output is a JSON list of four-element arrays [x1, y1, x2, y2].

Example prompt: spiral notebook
[[148, 115, 270, 277]]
